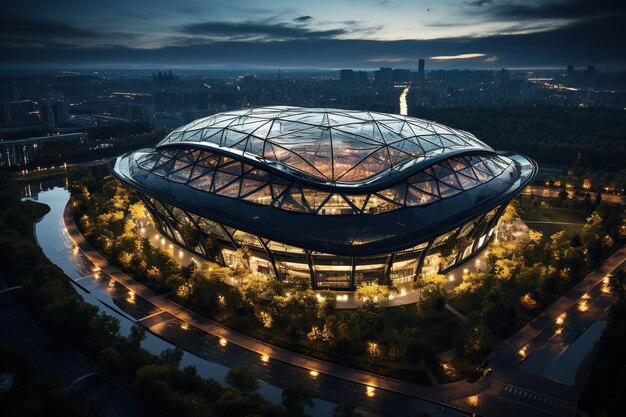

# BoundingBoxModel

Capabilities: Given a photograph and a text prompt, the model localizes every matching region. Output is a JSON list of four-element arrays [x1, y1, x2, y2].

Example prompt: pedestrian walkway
[[62, 205, 482, 404]]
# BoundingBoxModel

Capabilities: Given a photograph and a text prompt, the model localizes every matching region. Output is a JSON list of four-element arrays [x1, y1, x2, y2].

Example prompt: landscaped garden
[[67, 165, 626, 384]]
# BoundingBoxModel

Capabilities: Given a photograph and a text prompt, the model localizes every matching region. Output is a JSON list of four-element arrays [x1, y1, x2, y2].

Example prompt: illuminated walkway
[[458, 245, 626, 417], [59, 199, 624, 417], [138, 219, 499, 310], [62, 204, 481, 414]]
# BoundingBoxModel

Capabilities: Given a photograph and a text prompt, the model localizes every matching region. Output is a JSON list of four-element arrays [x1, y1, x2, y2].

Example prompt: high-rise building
[[374, 67, 393, 86], [418, 59, 425, 80], [0, 100, 37, 128], [0, 132, 89, 168], [39, 99, 70, 127], [392, 69, 411, 83], [339, 69, 355, 85], [355, 70, 369, 86], [586, 65, 596, 76], [0, 83, 19, 102]]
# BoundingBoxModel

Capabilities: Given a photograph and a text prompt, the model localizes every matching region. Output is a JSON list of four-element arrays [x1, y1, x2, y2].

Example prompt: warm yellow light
[[468, 395, 479, 407], [366, 386, 376, 398], [181, 322, 189, 330], [555, 327, 563, 335], [463, 268, 469, 274], [309, 370, 319, 378], [261, 354, 270, 363], [448, 274, 455, 282], [556, 312, 566, 325], [518, 346, 527, 358], [579, 301, 588, 312], [219, 338, 227, 347]]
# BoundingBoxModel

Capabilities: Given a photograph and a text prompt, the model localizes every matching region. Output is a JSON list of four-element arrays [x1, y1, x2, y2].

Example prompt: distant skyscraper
[[374, 67, 393, 86], [392, 69, 411, 83], [339, 69, 355, 84], [39, 99, 69, 127], [0, 83, 19, 101], [418, 59, 425, 80], [356, 70, 369, 86], [566, 64, 574, 75]]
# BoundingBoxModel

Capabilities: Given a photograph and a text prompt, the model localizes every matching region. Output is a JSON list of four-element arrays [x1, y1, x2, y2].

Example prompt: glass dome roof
[[159, 106, 493, 184]]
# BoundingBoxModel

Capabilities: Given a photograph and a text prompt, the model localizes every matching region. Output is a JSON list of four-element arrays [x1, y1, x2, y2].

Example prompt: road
[[33, 186, 626, 417], [522, 185, 625, 205], [29, 188, 465, 417], [459, 246, 626, 417]]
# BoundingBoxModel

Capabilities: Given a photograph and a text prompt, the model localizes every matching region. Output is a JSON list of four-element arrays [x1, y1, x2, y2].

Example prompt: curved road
[[38, 190, 625, 417], [49, 196, 471, 416]]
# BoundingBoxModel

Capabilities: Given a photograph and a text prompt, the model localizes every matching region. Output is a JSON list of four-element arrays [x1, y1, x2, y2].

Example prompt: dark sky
[[1, 0, 625, 69]]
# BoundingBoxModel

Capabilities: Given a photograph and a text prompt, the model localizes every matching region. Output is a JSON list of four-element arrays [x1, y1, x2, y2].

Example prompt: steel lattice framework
[[111, 107, 537, 290]]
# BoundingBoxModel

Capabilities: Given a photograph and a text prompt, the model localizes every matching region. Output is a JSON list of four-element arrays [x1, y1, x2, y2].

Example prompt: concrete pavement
[[461, 246, 626, 417], [62, 200, 626, 416], [64, 204, 482, 410]]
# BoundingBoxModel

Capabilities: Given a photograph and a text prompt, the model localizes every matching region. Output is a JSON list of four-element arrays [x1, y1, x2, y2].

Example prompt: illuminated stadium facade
[[111, 107, 536, 290]]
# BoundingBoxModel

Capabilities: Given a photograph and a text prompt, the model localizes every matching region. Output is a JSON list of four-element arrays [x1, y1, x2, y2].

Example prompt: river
[[22, 178, 334, 415]]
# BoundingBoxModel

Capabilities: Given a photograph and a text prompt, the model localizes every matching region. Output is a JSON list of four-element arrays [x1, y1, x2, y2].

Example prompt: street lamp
[[468, 395, 479, 417]]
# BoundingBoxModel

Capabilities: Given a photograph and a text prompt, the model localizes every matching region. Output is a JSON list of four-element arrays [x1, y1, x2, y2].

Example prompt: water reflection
[[25, 178, 462, 416], [22, 179, 334, 416]]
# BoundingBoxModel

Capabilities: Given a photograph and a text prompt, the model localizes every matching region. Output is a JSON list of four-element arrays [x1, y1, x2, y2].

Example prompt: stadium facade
[[111, 107, 536, 290]]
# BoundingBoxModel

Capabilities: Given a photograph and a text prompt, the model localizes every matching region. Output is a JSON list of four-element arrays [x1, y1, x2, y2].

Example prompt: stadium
[[111, 106, 536, 290]]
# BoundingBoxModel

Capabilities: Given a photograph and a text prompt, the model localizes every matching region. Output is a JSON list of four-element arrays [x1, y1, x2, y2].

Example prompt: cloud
[[484, 55, 499, 63], [0, 13, 624, 69], [294, 16, 313, 22], [488, 0, 626, 21], [0, 18, 132, 48], [181, 20, 348, 41], [430, 53, 487, 61], [466, 0, 492, 7]]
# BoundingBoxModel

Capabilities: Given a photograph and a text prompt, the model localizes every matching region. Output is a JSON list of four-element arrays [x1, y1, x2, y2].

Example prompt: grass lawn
[[519, 199, 589, 240]]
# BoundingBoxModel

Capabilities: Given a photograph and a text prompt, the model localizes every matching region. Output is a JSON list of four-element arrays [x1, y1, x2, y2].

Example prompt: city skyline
[[1, 0, 625, 69]]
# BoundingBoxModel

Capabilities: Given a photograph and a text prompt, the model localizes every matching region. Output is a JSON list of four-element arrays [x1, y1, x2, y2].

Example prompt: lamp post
[[468, 395, 479, 417]]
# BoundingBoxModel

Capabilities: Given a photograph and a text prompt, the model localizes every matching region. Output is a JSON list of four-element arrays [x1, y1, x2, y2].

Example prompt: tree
[[333, 404, 362, 417], [583, 211, 604, 244], [282, 382, 313, 417], [500, 200, 520, 225], [225, 366, 260, 394], [609, 270, 626, 300], [415, 273, 448, 310], [129, 201, 148, 223], [354, 283, 394, 303]]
